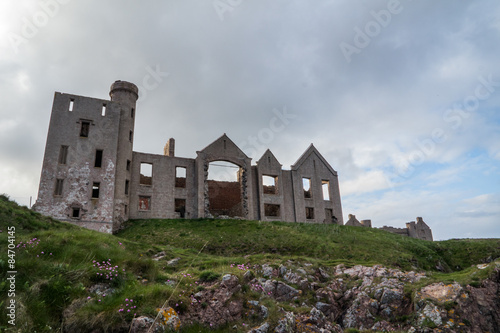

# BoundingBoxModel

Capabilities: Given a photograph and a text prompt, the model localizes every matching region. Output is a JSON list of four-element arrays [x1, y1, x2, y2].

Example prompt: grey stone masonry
[[33, 81, 344, 233]]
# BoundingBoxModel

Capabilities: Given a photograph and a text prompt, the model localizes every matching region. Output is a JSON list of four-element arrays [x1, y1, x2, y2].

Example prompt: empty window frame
[[94, 150, 103, 168], [175, 167, 187, 188], [138, 196, 151, 211], [80, 121, 90, 137], [175, 198, 186, 218], [262, 175, 278, 195], [264, 203, 280, 217], [305, 207, 315, 220], [69, 99, 74, 111], [140, 163, 153, 185], [303, 178, 312, 198], [54, 179, 64, 196], [101, 104, 107, 116], [91, 182, 100, 199], [58, 145, 69, 164], [71, 207, 80, 219], [125, 180, 129, 195], [322, 180, 330, 201], [126, 160, 131, 171]]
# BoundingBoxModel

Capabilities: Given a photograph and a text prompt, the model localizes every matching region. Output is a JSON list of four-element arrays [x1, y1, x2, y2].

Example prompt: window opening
[[101, 104, 106, 116], [80, 121, 90, 137], [92, 182, 100, 199], [306, 207, 315, 219], [54, 179, 64, 196], [126, 160, 131, 171], [72, 207, 80, 219], [322, 180, 330, 201], [175, 167, 187, 188], [264, 204, 280, 217], [175, 198, 186, 218], [124, 205, 128, 215], [69, 99, 74, 111], [125, 180, 129, 195], [129, 131, 133, 142], [140, 163, 153, 185], [58, 145, 68, 164], [262, 175, 277, 194], [131, 108, 135, 118], [303, 178, 312, 198], [138, 196, 151, 211], [94, 150, 103, 168]]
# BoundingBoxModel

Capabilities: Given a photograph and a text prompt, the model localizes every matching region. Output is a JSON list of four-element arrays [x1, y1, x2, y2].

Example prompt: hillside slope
[[0, 194, 499, 332]]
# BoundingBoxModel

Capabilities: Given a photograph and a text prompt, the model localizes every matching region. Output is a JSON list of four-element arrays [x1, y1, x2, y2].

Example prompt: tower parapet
[[110, 80, 139, 105]]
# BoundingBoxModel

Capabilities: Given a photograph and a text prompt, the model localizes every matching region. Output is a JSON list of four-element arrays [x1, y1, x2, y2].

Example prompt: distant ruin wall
[[347, 214, 433, 241], [381, 226, 409, 237]]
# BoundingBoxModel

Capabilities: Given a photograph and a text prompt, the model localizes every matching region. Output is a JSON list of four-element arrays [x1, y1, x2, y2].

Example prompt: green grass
[[0, 194, 499, 332], [118, 218, 500, 273]]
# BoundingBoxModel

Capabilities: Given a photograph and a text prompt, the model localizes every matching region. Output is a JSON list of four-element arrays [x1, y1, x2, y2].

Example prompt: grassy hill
[[1, 194, 499, 332]]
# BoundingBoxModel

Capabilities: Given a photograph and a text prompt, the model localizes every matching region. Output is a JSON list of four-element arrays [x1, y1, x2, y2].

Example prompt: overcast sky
[[1, 0, 499, 240]]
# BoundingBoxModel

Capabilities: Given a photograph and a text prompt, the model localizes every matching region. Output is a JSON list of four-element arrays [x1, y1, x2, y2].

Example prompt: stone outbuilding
[[33, 81, 344, 233]]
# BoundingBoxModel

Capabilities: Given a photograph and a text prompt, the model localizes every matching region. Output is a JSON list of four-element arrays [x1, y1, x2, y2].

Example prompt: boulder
[[248, 322, 270, 333]]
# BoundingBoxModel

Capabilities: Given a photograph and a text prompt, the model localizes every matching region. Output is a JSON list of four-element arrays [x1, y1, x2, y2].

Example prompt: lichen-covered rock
[[279, 265, 287, 277], [156, 307, 181, 331], [262, 264, 274, 277], [342, 291, 376, 329], [247, 300, 269, 319], [248, 322, 270, 333], [283, 271, 301, 284], [418, 282, 463, 303], [454, 268, 500, 333], [131, 316, 165, 333], [274, 312, 295, 333], [418, 304, 443, 327], [167, 257, 180, 267]]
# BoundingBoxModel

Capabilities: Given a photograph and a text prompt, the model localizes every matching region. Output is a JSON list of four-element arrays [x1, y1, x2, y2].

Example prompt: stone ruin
[[345, 214, 433, 241], [33, 80, 344, 233]]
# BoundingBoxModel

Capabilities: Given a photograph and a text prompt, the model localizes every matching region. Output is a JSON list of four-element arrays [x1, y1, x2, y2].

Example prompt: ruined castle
[[33, 80, 433, 241], [345, 214, 433, 241], [33, 81, 344, 233]]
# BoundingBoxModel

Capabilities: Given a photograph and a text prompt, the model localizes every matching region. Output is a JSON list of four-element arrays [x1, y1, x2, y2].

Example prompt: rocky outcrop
[[122, 261, 500, 333]]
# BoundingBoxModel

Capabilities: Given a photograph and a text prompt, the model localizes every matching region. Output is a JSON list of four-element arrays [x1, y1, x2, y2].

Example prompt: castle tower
[[109, 81, 139, 231], [33, 81, 138, 233]]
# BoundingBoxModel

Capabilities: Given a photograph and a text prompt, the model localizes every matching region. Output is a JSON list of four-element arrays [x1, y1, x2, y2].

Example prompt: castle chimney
[[164, 138, 175, 156]]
